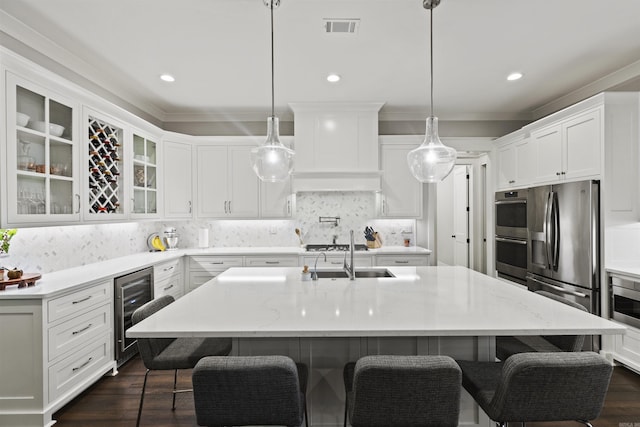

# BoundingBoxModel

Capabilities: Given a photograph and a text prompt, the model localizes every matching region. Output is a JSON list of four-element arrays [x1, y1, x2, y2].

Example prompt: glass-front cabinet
[[5, 73, 80, 225], [131, 131, 159, 217], [85, 110, 126, 220]]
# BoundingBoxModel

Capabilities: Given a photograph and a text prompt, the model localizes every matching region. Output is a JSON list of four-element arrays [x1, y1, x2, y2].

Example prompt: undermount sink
[[314, 269, 395, 279]]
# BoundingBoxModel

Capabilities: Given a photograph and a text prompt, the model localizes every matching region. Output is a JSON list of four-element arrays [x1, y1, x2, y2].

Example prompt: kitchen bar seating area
[[3, 1, 640, 426], [125, 266, 627, 427]]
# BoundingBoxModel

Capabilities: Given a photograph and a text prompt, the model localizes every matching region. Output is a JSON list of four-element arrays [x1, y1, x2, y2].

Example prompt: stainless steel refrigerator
[[526, 180, 600, 316]]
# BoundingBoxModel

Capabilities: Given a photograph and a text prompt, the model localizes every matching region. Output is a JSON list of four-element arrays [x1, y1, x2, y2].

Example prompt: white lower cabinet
[[375, 254, 430, 266], [244, 255, 299, 267], [301, 255, 373, 269], [608, 322, 640, 373], [187, 256, 243, 292], [154, 258, 184, 299], [0, 280, 115, 427], [187, 255, 301, 291], [48, 335, 111, 402]]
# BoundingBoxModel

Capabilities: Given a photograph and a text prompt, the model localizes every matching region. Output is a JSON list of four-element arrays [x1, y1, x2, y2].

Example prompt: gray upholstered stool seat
[[343, 355, 462, 427], [496, 291, 587, 360], [131, 295, 232, 427], [457, 352, 613, 427], [192, 355, 308, 427]]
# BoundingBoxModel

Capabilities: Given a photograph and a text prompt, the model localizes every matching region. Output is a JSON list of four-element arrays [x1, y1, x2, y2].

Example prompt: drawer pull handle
[[331, 261, 341, 265], [163, 266, 174, 272], [72, 324, 93, 335], [72, 295, 92, 305], [72, 357, 93, 372], [210, 262, 224, 265], [163, 284, 174, 291], [395, 260, 410, 264], [265, 261, 279, 265]]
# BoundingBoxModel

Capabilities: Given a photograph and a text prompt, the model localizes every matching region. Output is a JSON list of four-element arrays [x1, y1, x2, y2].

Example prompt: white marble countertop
[[127, 266, 626, 339], [605, 261, 640, 278], [0, 246, 431, 299]]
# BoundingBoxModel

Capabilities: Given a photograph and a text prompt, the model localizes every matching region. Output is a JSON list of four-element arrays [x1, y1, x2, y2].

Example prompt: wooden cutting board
[[0, 273, 42, 291]]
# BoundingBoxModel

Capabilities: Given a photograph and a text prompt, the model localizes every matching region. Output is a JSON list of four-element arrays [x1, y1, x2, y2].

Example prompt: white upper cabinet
[[163, 140, 193, 219], [260, 136, 293, 218], [261, 179, 292, 218], [4, 72, 81, 226], [495, 132, 534, 190], [130, 130, 160, 218], [531, 107, 602, 184], [195, 143, 259, 218], [379, 141, 422, 218]]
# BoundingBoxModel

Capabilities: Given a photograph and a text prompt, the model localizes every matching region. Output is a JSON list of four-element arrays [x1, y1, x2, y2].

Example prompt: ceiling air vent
[[323, 19, 360, 34]]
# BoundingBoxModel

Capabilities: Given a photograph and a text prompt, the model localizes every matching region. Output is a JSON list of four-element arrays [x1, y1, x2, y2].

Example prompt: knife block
[[366, 232, 382, 249]]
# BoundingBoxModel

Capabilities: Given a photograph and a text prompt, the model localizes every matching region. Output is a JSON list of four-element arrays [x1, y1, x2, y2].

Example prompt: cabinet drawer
[[48, 281, 111, 323], [155, 274, 183, 299], [189, 256, 243, 272], [48, 303, 111, 362], [375, 255, 429, 267], [48, 334, 111, 402], [154, 258, 182, 282], [245, 256, 298, 267], [301, 256, 372, 268], [188, 271, 220, 292]]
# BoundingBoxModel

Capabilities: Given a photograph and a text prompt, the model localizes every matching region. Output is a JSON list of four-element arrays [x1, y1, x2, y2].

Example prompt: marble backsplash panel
[[4, 192, 416, 273]]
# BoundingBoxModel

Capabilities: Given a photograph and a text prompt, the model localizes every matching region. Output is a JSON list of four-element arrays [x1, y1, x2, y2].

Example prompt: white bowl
[[16, 112, 30, 127], [31, 121, 65, 137]]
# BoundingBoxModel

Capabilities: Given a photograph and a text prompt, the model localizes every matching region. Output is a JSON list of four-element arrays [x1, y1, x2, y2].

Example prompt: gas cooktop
[[305, 244, 368, 252]]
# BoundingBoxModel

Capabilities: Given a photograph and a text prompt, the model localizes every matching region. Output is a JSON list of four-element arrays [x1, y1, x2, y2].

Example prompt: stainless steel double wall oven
[[495, 189, 528, 285]]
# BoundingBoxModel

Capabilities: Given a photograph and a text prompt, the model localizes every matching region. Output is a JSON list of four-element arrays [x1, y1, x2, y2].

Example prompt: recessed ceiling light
[[327, 74, 341, 83], [160, 74, 175, 82], [507, 72, 523, 81]]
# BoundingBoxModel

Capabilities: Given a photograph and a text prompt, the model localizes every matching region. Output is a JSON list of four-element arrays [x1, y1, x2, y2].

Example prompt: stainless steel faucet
[[312, 252, 326, 281], [343, 230, 355, 280]]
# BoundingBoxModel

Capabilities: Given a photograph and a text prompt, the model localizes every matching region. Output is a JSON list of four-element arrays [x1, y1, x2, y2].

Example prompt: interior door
[[437, 165, 469, 267], [452, 166, 470, 267]]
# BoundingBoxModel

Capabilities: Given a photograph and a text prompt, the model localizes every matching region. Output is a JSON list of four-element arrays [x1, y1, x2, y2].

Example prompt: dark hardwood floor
[[53, 355, 640, 427]]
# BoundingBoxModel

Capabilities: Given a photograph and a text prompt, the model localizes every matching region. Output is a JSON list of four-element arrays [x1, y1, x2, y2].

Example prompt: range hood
[[289, 102, 384, 192]]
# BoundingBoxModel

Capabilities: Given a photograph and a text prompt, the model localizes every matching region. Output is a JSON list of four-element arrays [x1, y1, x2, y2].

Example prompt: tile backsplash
[[4, 192, 417, 273]]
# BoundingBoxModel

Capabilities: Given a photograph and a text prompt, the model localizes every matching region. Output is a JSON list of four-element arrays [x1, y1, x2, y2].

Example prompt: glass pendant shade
[[251, 116, 294, 182], [407, 116, 457, 183]]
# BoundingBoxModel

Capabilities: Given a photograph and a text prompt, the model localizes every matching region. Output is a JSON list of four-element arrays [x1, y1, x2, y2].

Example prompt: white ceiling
[[2, 0, 640, 123]]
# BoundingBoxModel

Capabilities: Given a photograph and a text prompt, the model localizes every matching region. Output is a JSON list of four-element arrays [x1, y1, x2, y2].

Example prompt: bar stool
[[496, 290, 588, 360], [132, 295, 232, 427], [192, 355, 309, 427], [343, 355, 461, 427], [457, 352, 613, 427]]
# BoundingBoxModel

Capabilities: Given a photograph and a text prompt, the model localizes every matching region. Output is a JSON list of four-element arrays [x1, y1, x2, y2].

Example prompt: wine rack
[[88, 117, 122, 214]]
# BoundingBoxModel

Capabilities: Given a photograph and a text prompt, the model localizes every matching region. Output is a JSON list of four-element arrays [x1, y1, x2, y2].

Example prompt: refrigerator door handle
[[528, 276, 588, 298], [550, 191, 560, 271], [544, 191, 553, 270]]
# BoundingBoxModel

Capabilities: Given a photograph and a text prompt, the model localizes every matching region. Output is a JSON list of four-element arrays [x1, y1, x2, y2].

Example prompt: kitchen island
[[128, 266, 625, 427]]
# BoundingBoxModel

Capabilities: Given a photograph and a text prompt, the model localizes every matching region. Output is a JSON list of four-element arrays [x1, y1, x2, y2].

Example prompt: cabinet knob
[[556, 172, 561, 176], [508, 180, 515, 184], [561, 171, 566, 175]]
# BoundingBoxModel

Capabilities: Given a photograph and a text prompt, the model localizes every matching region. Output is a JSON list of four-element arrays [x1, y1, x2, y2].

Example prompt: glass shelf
[[132, 133, 158, 215], [9, 76, 78, 222]]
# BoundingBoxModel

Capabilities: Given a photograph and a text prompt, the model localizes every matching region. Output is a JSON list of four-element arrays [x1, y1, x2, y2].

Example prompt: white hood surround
[[289, 102, 384, 192]]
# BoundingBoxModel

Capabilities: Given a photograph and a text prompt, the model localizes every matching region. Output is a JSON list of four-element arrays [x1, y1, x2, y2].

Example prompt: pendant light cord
[[270, 1, 275, 118], [429, 6, 434, 118]]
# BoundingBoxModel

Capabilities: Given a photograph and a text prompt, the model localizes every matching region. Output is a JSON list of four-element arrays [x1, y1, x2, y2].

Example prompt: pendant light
[[407, 0, 457, 183], [251, 0, 294, 182]]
